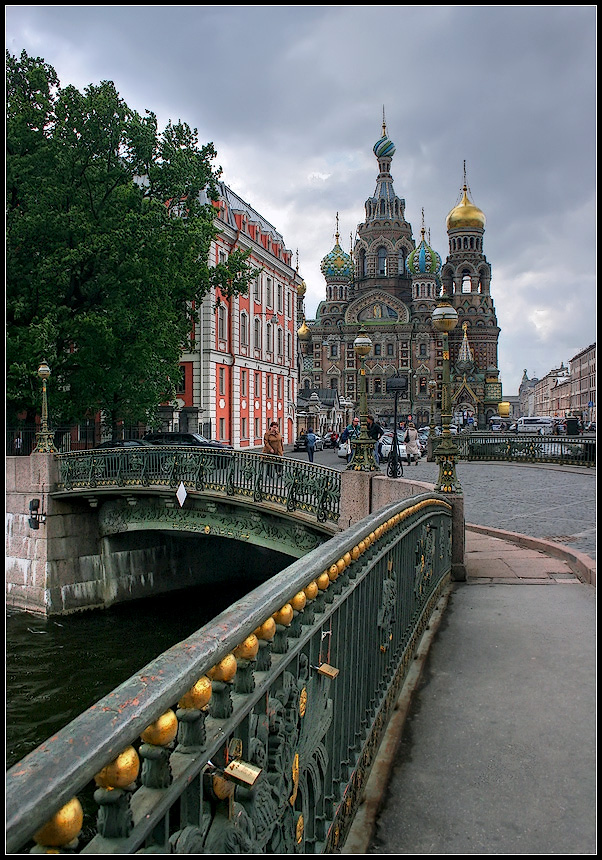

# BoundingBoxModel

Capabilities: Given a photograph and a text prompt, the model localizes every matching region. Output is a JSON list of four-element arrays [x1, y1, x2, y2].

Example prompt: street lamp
[[431, 298, 461, 494], [32, 360, 58, 454], [347, 328, 379, 471]]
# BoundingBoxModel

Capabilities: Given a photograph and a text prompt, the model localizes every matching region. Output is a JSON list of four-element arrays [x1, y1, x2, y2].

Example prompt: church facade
[[297, 122, 503, 431]]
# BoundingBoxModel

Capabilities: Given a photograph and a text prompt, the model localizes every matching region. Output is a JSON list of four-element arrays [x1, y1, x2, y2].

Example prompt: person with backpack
[[340, 417, 360, 463], [306, 427, 317, 462]]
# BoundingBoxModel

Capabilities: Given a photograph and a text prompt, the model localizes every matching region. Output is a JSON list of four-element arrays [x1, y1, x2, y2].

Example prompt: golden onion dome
[[446, 186, 486, 231], [297, 280, 307, 298], [297, 319, 311, 341]]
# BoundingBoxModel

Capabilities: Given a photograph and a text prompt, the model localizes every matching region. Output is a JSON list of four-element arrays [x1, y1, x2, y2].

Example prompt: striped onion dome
[[406, 227, 442, 276]]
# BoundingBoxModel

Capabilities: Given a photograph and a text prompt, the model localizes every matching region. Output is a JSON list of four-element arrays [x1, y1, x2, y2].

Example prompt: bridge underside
[[98, 495, 332, 558], [37, 494, 333, 615]]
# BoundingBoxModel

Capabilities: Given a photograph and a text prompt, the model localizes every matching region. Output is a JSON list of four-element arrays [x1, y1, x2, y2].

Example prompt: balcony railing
[[6, 494, 452, 854]]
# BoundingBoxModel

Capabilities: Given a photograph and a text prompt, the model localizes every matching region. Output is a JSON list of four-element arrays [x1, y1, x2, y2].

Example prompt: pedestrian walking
[[404, 422, 421, 465], [367, 414, 384, 465], [306, 427, 317, 462], [263, 421, 284, 477]]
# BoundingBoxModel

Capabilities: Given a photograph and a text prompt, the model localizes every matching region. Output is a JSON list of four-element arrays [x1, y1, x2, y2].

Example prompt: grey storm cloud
[[5, 4, 596, 395]]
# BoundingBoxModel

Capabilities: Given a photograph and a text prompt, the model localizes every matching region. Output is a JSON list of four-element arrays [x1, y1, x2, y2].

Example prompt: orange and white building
[[176, 182, 303, 447]]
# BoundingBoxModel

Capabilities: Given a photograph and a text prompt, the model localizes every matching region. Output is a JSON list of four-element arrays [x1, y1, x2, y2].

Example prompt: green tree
[[7, 50, 258, 434]]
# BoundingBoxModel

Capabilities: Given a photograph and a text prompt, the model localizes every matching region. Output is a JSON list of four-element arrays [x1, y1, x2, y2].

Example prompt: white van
[[516, 416, 554, 435]]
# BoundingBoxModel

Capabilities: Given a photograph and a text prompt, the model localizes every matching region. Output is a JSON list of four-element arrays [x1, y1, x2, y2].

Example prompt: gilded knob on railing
[[304, 580, 319, 601], [254, 617, 276, 641], [233, 634, 259, 661], [351, 545, 361, 560], [94, 745, 140, 789], [178, 676, 212, 710], [290, 591, 307, 612], [273, 603, 294, 626], [316, 572, 330, 591], [328, 563, 339, 582], [207, 654, 238, 682], [140, 709, 178, 746], [33, 797, 84, 848]]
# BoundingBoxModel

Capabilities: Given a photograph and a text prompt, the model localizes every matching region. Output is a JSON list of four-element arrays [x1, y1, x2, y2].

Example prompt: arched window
[[398, 250, 405, 274], [240, 312, 248, 346], [377, 246, 387, 276], [359, 249, 367, 277], [254, 318, 261, 349], [462, 272, 472, 293]]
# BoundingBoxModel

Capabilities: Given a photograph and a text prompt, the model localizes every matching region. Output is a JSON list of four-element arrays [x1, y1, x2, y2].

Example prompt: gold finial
[[421, 207, 426, 240], [463, 159, 467, 189], [335, 212, 340, 244], [462, 321, 468, 334], [382, 105, 387, 137]]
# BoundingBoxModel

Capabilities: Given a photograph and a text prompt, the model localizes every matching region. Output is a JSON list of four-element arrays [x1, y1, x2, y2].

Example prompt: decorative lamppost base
[[348, 438, 381, 472], [434, 436, 462, 494], [32, 432, 58, 455]]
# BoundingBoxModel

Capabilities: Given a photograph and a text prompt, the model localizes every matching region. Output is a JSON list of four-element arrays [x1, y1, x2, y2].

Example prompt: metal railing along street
[[6, 494, 452, 854], [453, 431, 596, 467]]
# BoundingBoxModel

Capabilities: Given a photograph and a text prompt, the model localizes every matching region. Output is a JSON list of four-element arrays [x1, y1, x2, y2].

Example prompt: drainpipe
[[228, 227, 241, 446]]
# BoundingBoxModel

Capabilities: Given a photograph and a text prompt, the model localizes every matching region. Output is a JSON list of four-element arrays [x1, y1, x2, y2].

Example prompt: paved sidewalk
[[343, 529, 597, 856]]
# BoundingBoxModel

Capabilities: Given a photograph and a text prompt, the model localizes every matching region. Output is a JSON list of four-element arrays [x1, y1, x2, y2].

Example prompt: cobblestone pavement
[[287, 449, 596, 561]]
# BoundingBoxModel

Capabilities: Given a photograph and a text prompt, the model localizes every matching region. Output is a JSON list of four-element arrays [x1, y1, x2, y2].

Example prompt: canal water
[[6, 578, 257, 771]]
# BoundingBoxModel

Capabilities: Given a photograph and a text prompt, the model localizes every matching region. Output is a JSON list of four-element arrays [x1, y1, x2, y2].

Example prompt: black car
[[143, 432, 232, 450], [95, 439, 153, 449]]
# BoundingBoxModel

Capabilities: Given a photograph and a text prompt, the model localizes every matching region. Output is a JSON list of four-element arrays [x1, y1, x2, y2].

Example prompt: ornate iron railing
[[6, 494, 452, 855], [452, 433, 596, 467], [54, 448, 342, 525]]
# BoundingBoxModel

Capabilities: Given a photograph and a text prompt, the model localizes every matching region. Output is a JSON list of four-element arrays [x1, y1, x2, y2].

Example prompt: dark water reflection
[[6, 579, 253, 770]]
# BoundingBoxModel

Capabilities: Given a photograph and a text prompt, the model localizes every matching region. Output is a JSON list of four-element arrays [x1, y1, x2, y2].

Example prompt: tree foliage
[[6, 50, 258, 430]]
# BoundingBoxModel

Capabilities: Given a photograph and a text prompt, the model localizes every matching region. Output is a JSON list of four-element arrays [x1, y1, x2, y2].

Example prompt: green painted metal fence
[[453, 432, 596, 467], [54, 448, 342, 525], [6, 493, 452, 854]]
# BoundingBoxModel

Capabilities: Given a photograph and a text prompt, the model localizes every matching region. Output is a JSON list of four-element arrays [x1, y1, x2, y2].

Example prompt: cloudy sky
[[6, 5, 596, 395]]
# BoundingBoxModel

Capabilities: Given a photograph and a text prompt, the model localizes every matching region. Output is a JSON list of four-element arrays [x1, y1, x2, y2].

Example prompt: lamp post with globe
[[431, 299, 461, 494], [347, 329, 380, 471], [32, 361, 58, 454]]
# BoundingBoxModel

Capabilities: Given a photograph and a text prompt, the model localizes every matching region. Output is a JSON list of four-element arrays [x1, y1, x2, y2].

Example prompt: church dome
[[297, 319, 312, 341], [373, 132, 396, 159], [406, 228, 442, 276], [320, 237, 352, 281], [297, 280, 307, 298], [446, 185, 486, 230]]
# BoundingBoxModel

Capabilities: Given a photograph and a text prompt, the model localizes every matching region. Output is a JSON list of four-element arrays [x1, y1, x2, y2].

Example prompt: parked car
[[143, 432, 233, 450], [95, 439, 153, 449], [322, 431, 339, 448], [294, 433, 324, 452], [378, 432, 407, 462]]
